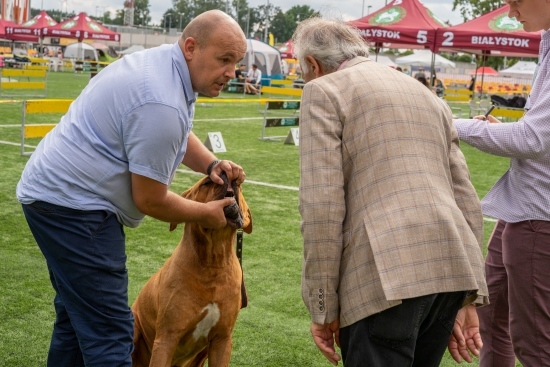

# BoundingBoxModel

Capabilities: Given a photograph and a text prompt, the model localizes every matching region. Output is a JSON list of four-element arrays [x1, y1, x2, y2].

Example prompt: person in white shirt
[[245, 64, 262, 94]]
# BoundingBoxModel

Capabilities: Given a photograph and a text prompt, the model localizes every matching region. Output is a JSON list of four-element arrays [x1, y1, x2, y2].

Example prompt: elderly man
[[294, 17, 488, 366], [17, 10, 246, 367]]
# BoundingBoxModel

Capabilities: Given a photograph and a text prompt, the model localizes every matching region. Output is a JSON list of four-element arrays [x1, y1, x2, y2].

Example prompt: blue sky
[[37, 0, 464, 26]]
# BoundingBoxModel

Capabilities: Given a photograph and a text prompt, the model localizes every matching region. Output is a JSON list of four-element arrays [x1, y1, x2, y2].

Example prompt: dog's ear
[[242, 207, 252, 234], [238, 188, 253, 234], [168, 183, 199, 232]]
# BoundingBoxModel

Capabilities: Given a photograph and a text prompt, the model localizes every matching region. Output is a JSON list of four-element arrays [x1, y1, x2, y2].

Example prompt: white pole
[[264, 0, 269, 43]]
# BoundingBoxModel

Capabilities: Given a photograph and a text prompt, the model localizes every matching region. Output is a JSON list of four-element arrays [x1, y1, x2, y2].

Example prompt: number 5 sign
[[204, 132, 227, 153]]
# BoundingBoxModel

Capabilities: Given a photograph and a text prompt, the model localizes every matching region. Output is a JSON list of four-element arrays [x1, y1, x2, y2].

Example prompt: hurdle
[[492, 106, 524, 122], [0, 68, 48, 98], [20, 99, 73, 156]]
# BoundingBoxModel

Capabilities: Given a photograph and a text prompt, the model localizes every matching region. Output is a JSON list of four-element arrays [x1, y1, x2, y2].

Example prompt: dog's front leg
[[148, 337, 179, 367], [207, 336, 233, 367]]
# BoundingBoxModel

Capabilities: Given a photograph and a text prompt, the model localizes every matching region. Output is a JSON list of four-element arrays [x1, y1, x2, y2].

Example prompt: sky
[[36, 0, 465, 26]]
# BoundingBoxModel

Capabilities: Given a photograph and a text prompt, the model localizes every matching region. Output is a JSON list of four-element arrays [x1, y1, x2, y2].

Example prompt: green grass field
[[0, 71, 517, 366]]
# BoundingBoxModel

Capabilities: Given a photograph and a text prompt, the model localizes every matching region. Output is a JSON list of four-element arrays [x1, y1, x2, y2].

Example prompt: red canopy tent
[[43, 12, 120, 43], [434, 4, 540, 57], [434, 5, 540, 97], [0, 19, 38, 42], [4, 10, 57, 39], [278, 39, 295, 59], [470, 66, 498, 75], [348, 0, 448, 51]]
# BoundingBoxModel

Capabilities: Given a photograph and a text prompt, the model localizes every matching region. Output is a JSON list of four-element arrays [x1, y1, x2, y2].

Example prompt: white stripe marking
[[193, 303, 220, 341]]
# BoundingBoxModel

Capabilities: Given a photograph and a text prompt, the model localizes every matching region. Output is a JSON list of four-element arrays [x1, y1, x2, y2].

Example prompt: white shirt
[[454, 30, 550, 222], [247, 68, 262, 85]]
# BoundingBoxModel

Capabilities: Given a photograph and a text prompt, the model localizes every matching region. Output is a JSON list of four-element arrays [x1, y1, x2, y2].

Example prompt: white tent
[[374, 55, 397, 67], [395, 50, 456, 68], [244, 39, 283, 81], [63, 42, 98, 61], [499, 61, 537, 78], [119, 45, 145, 55]]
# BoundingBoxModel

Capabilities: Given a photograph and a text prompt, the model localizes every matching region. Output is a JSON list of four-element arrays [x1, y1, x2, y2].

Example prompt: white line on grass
[[0, 139, 498, 223], [176, 169, 299, 191], [0, 140, 22, 147]]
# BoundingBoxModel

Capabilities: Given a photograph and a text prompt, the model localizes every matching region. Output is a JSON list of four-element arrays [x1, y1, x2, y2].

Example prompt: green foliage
[[0, 71, 521, 366], [452, 0, 504, 22]]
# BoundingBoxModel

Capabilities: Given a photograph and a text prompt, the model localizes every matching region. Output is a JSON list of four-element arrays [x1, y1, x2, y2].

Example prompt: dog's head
[[170, 172, 252, 234]]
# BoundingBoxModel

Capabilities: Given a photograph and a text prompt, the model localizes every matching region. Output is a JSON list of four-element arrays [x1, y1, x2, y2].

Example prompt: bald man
[[17, 10, 247, 367]]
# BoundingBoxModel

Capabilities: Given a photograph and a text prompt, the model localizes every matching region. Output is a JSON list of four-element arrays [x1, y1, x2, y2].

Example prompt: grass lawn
[[0, 71, 518, 366]]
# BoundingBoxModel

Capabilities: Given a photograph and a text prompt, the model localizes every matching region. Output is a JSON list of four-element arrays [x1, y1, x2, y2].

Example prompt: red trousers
[[478, 220, 550, 367]]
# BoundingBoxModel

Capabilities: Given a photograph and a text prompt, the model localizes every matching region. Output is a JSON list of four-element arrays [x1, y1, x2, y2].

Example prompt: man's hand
[[311, 320, 341, 365], [448, 304, 483, 363], [209, 160, 246, 185], [473, 114, 500, 123]]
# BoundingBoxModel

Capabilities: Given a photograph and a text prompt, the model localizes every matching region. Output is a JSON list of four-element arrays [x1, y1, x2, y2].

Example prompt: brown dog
[[132, 173, 252, 367]]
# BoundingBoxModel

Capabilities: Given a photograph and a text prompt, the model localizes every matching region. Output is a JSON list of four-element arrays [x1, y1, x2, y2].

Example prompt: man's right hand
[[197, 198, 235, 229]]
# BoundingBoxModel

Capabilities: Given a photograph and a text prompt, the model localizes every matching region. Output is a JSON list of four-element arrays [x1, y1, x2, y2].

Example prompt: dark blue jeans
[[22, 201, 134, 367], [340, 291, 465, 367]]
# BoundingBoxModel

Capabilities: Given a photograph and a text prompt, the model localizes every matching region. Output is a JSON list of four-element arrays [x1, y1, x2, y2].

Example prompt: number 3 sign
[[204, 132, 227, 153]]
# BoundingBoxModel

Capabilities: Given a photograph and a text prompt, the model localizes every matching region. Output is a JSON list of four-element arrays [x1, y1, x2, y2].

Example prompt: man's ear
[[305, 55, 325, 78], [182, 37, 197, 61]]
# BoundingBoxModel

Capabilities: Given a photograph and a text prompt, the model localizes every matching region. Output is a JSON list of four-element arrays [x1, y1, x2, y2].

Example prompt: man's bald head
[[182, 10, 243, 48]]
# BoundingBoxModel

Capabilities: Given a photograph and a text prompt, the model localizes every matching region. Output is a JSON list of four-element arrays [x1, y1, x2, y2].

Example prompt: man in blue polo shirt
[[17, 10, 247, 367]]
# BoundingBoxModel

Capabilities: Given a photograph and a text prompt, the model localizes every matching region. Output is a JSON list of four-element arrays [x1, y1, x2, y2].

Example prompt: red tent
[[470, 66, 498, 75], [43, 12, 120, 42], [1, 19, 39, 42], [278, 39, 295, 59], [4, 10, 57, 38], [434, 4, 540, 57], [348, 0, 448, 50]]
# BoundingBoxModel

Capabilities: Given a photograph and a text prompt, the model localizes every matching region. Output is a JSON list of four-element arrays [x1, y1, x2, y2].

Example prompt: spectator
[[235, 63, 246, 82], [414, 67, 426, 79], [468, 76, 476, 92], [417, 76, 436, 95], [433, 73, 446, 97], [293, 17, 488, 367], [17, 10, 246, 367], [453, 0, 550, 366], [395, 66, 403, 72], [245, 64, 262, 94]]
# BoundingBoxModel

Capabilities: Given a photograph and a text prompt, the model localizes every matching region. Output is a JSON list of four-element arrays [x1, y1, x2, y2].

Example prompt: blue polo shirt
[[17, 43, 196, 227]]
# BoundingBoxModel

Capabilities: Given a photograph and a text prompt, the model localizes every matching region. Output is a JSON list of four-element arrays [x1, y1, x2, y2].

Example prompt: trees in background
[[451, 0, 503, 22]]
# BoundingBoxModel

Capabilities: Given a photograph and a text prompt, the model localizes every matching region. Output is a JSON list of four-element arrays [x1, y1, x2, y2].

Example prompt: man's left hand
[[311, 320, 341, 365], [210, 160, 245, 185]]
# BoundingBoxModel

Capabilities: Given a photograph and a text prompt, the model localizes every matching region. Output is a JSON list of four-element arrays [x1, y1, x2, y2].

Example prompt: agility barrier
[[443, 88, 473, 103], [1, 68, 48, 98], [492, 106, 524, 122], [20, 99, 73, 156], [260, 86, 302, 98], [25, 57, 50, 71], [260, 100, 300, 141]]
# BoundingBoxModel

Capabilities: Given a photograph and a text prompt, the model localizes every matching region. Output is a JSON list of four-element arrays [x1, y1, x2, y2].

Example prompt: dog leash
[[236, 229, 248, 308], [236, 229, 243, 266]]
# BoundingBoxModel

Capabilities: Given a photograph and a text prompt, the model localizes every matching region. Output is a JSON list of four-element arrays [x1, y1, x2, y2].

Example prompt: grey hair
[[292, 17, 369, 74]]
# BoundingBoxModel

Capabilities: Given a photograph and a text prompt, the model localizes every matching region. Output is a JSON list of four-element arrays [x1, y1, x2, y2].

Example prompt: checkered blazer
[[299, 57, 488, 328]]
